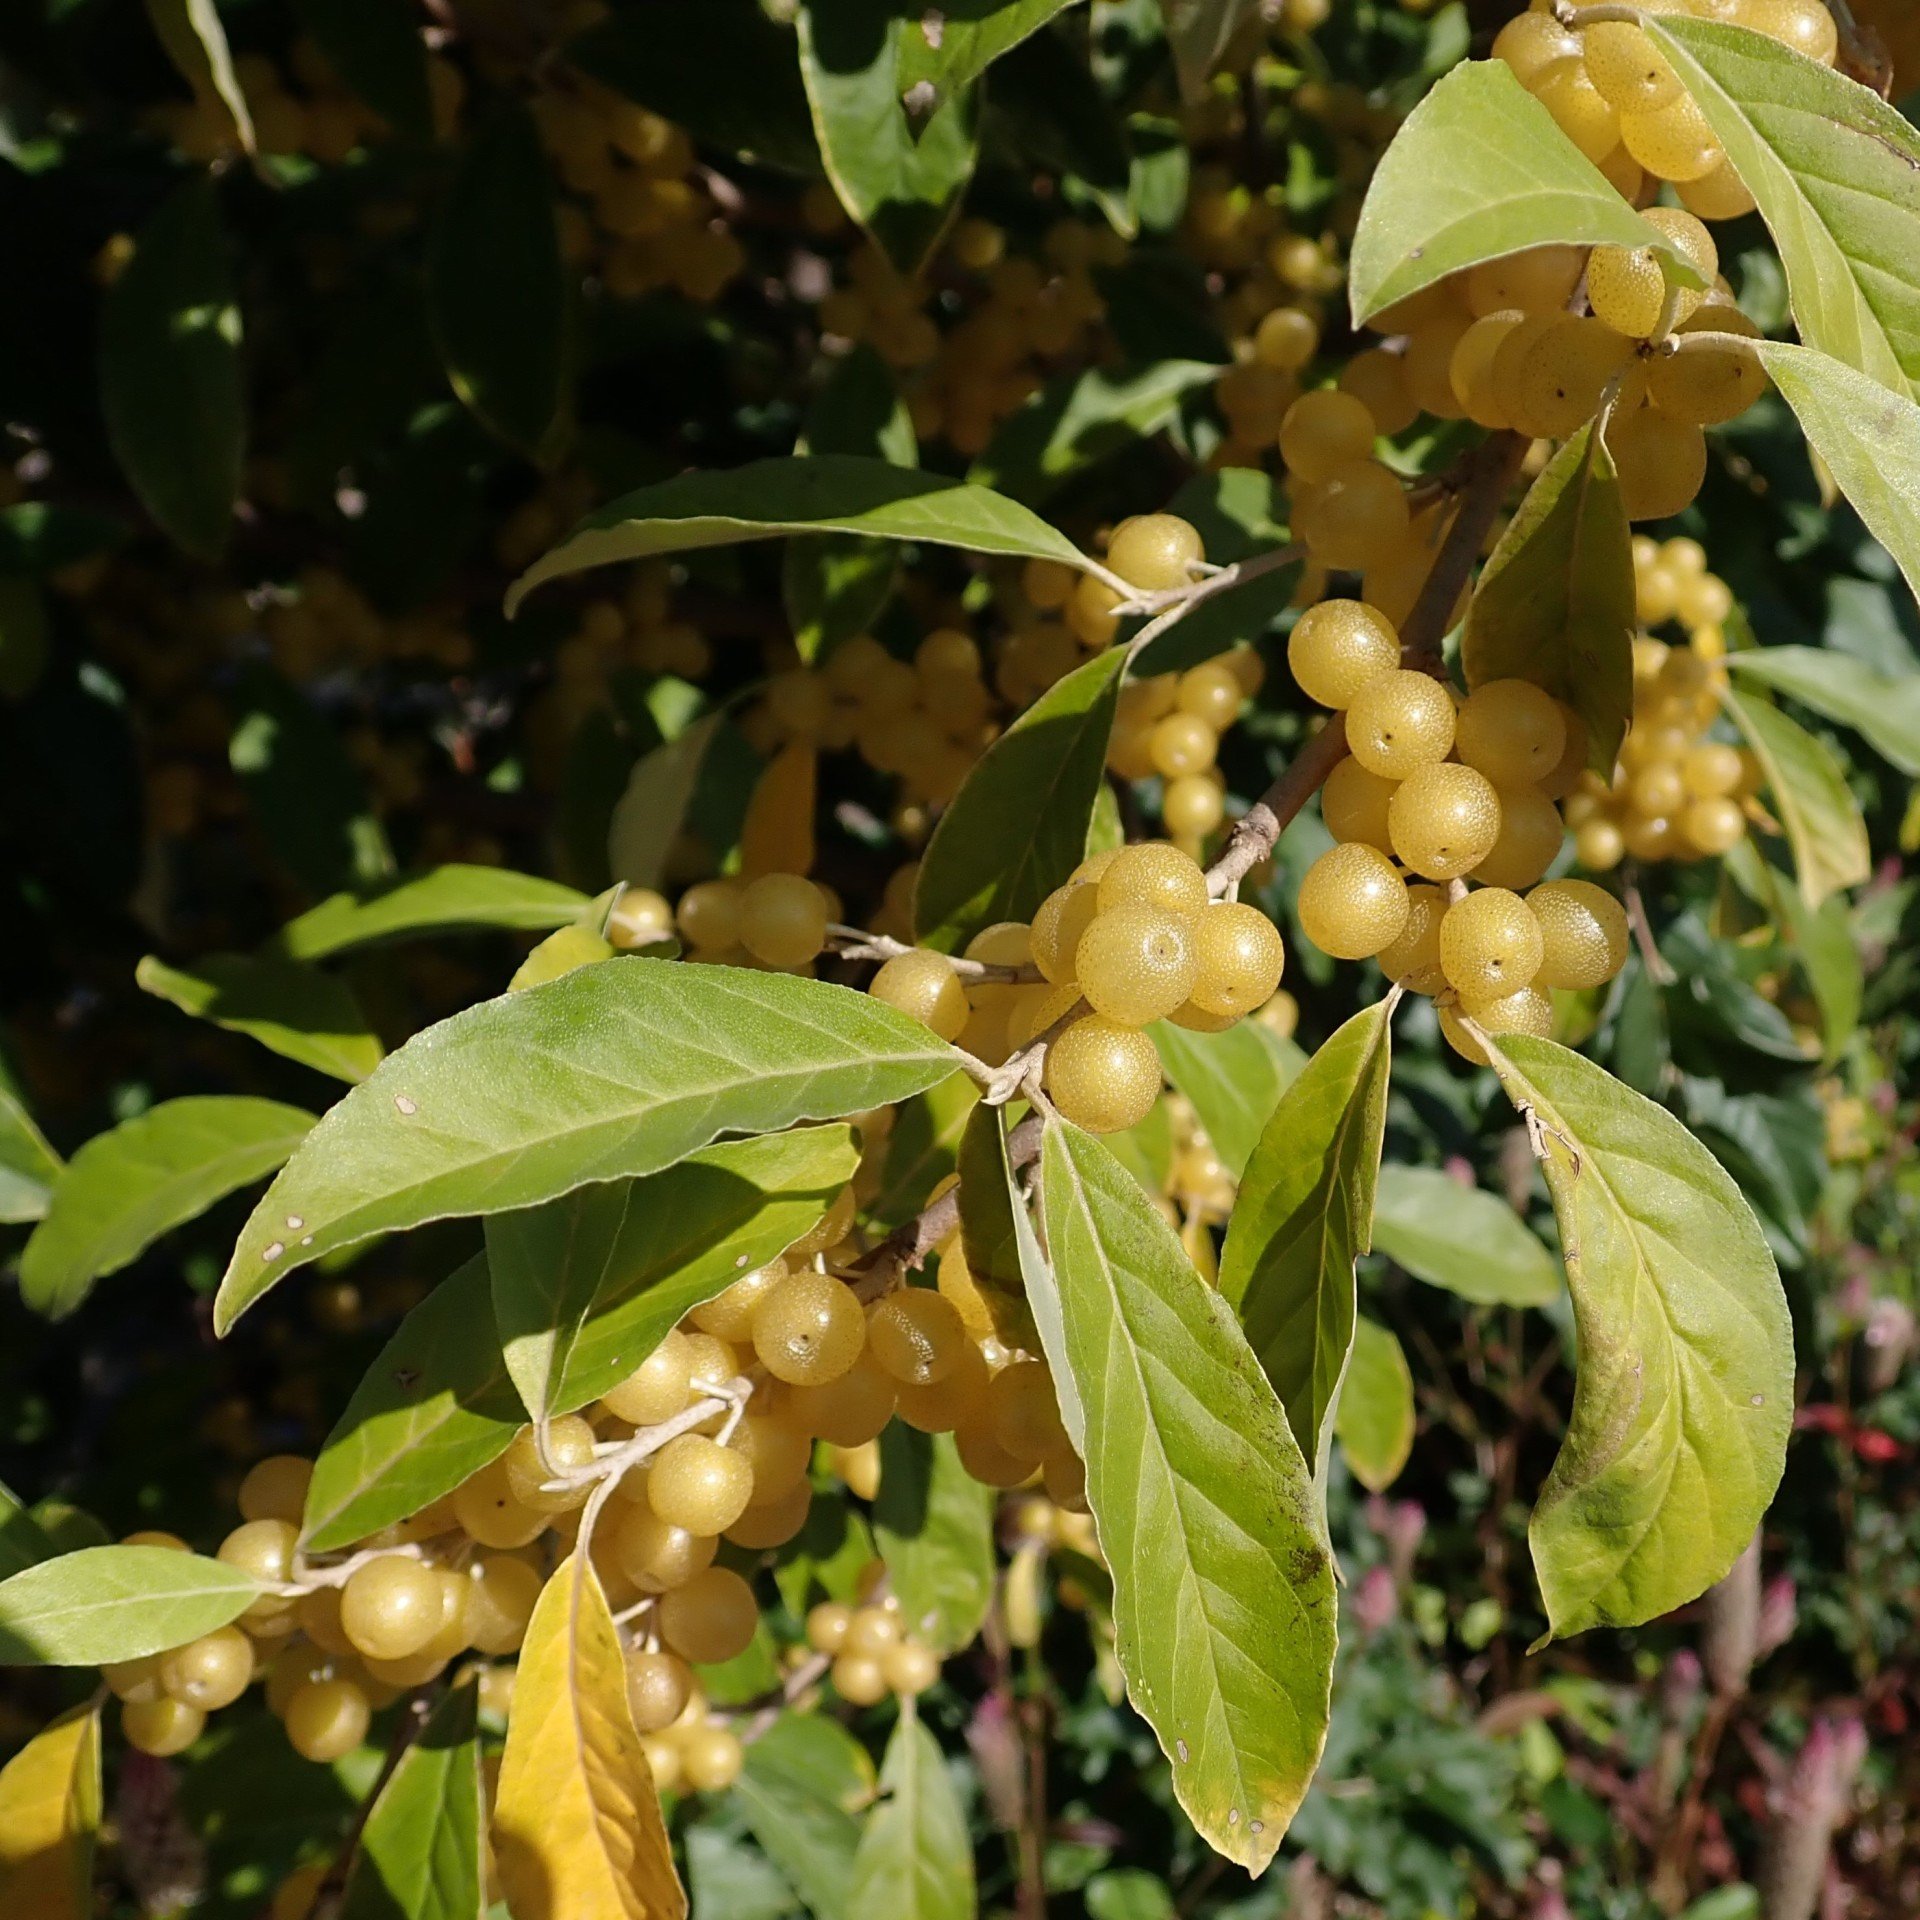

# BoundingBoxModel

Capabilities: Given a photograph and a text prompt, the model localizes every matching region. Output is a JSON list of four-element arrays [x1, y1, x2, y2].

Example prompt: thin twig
[[1624, 873, 1675, 985], [1397, 431, 1528, 673]]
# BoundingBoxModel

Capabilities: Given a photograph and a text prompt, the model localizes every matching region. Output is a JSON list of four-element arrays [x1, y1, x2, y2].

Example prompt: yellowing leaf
[[0, 1705, 101, 1920], [494, 1554, 685, 1920]]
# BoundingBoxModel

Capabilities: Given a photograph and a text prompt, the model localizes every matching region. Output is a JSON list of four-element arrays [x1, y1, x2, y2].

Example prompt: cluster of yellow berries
[[801, 1595, 940, 1707], [1287, 600, 1629, 1059], [1108, 649, 1263, 853], [537, 85, 744, 302], [1496, 0, 1834, 211]]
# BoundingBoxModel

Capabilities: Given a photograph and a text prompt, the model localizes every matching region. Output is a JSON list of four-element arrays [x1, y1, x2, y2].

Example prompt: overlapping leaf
[[217, 961, 958, 1328], [0, 1547, 259, 1665], [874, 1427, 996, 1652], [1724, 645, 1920, 776], [1371, 1165, 1561, 1308], [846, 1708, 975, 1920], [1333, 1316, 1415, 1495], [1724, 683, 1870, 909], [1152, 1016, 1305, 1180], [138, 953, 384, 1084], [273, 865, 589, 961], [1218, 1004, 1393, 1480], [1036, 1121, 1337, 1871], [144, 0, 254, 151], [338, 1687, 483, 1920], [1480, 1035, 1792, 1640], [0, 1705, 100, 1920], [734, 1714, 874, 1919]]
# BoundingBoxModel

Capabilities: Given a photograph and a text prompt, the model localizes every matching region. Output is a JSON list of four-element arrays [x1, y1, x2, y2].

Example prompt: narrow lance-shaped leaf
[[302, 1256, 525, 1554], [846, 1705, 975, 1920], [1037, 1120, 1337, 1872], [0, 1547, 259, 1666], [100, 178, 243, 563], [1152, 1016, 1305, 1182], [1723, 683, 1870, 910], [1463, 423, 1635, 773], [0, 1484, 59, 1582], [1646, 16, 1920, 397], [0, 1705, 101, 1920], [217, 961, 958, 1330], [1723, 645, 1920, 778], [493, 1556, 686, 1920], [1349, 60, 1691, 326], [1158, 0, 1258, 104], [895, 0, 1084, 111], [0, 1076, 61, 1227], [914, 647, 1127, 952], [954, 1103, 1037, 1349], [1218, 1003, 1394, 1484], [733, 1713, 873, 1920], [428, 106, 569, 457], [1334, 1316, 1415, 1496], [21, 1098, 315, 1321], [607, 712, 724, 894], [1479, 1034, 1793, 1642], [796, 0, 978, 275], [874, 1426, 996, 1653], [1371, 1165, 1561, 1309], [338, 1686, 484, 1920], [507, 456, 1096, 616], [137, 953, 385, 1085], [273, 865, 590, 962], [144, 0, 255, 152], [1755, 342, 1920, 612], [488, 1127, 859, 1422]]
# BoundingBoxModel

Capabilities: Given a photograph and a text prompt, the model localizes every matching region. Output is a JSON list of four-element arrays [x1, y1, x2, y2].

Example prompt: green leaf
[[1217, 1004, 1393, 1482], [734, 1714, 873, 1920], [796, 0, 978, 275], [846, 1707, 974, 1920], [1463, 424, 1635, 774], [1370, 1166, 1561, 1308], [1036, 1120, 1337, 1871], [0, 1484, 59, 1582], [567, 1, 821, 175], [1725, 839, 1864, 1061], [687, 1827, 800, 1920], [427, 106, 568, 457], [773, 1495, 878, 1616], [874, 1426, 995, 1653], [100, 178, 243, 562], [1158, 0, 1258, 104], [608, 713, 725, 893], [870, 1074, 979, 1230], [0, 1546, 258, 1666], [21, 1097, 314, 1321], [1756, 342, 1920, 610], [229, 665, 395, 897], [294, 0, 432, 139], [1724, 646, 1920, 776], [956, 1103, 1027, 1305], [896, 0, 1084, 111], [1645, 16, 1920, 397], [1479, 1035, 1792, 1642], [137, 953, 385, 1084], [1333, 1316, 1415, 1495], [216, 962, 958, 1329], [969, 360, 1221, 506], [1724, 684, 1870, 909], [786, 347, 917, 663], [273, 866, 591, 962], [1349, 60, 1688, 327], [337, 1686, 483, 1920], [914, 648, 1127, 952], [144, 0, 255, 152], [302, 1256, 524, 1552], [508, 456, 1094, 616], [0, 1079, 61, 1227], [989, 24, 1136, 240], [487, 1127, 859, 1421], [1152, 1017, 1306, 1182]]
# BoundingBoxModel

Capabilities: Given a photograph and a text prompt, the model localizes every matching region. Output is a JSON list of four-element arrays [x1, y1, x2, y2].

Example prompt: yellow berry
[[468, 1555, 543, 1654], [1343, 671, 1455, 779], [341, 1555, 445, 1662], [1320, 755, 1397, 852], [611, 1506, 718, 1593], [739, 874, 828, 968], [1279, 389, 1377, 484], [626, 1649, 693, 1733], [832, 1652, 889, 1705], [1288, 599, 1401, 709], [675, 879, 743, 952], [1075, 905, 1200, 1027], [1297, 842, 1411, 959], [124, 1695, 206, 1757], [1473, 784, 1565, 889], [283, 1679, 370, 1763], [1454, 680, 1568, 787], [1527, 879, 1630, 989], [870, 949, 970, 1041], [1512, 315, 1635, 438], [882, 1641, 940, 1696], [1163, 773, 1226, 838], [680, 1724, 745, 1792], [237, 1456, 313, 1526], [159, 1627, 253, 1712], [1619, 93, 1724, 183], [1438, 888, 1545, 998], [1681, 794, 1746, 854], [1030, 881, 1100, 984], [658, 1566, 759, 1664], [1387, 763, 1503, 880], [502, 1415, 597, 1512], [1377, 882, 1449, 993], [1108, 513, 1205, 592], [866, 1288, 970, 1387], [752, 1272, 867, 1385], [1581, 20, 1682, 114], [785, 1355, 898, 1446], [1189, 903, 1285, 1017], [451, 1457, 548, 1550], [1043, 1016, 1164, 1133], [1095, 842, 1210, 918]]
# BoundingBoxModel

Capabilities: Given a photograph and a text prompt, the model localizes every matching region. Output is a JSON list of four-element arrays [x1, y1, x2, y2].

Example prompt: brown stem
[[1624, 873, 1675, 985], [1398, 431, 1528, 672]]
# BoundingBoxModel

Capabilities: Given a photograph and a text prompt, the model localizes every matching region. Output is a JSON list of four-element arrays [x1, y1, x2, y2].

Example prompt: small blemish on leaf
[[394, 1095, 418, 1115], [1228, 1807, 1241, 1826], [920, 8, 944, 47], [1176, 1738, 1189, 1762], [1751, 1393, 1765, 1407], [262, 1241, 283, 1261], [1250, 1820, 1265, 1836], [286, 1215, 303, 1230]]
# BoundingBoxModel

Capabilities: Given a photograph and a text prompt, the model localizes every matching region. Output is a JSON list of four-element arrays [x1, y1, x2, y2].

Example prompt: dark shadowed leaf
[[138, 953, 384, 1084], [1152, 1016, 1305, 1181], [874, 1426, 996, 1652]]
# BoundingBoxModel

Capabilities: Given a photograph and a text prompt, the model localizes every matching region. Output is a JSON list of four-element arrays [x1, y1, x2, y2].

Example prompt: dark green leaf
[[427, 107, 569, 457], [797, 0, 978, 275], [870, 1074, 978, 1230], [100, 178, 243, 561], [914, 648, 1127, 951], [294, 0, 432, 138], [1217, 1003, 1393, 1480], [337, 1687, 484, 1920], [1463, 424, 1635, 773], [217, 962, 958, 1328], [734, 1714, 874, 1920], [1724, 682, 1870, 909], [137, 952, 384, 1084], [21, 1098, 314, 1320], [302, 1257, 524, 1552], [509, 457, 1094, 615], [1159, 0, 1258, 103], [874, 1427, 995, 1652], [0, 1483, 59, 1582], [273, 866, 591, 961], [607, 714, 724, 894], [989, 23, 1135, 238], [896, 0, 1085, 110]]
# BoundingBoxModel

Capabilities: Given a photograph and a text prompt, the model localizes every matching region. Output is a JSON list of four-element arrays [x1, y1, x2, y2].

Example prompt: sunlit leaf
[[493, 1556, 685, 1920], [0, 1547, 258, 1666], [874, 1427, 995, 1652], [734, 1713, 873, 1919], [1333, 1316, 1415, 1495], [1370, 1165, 1561, 1309], [846, 1706, 974, 1920], [144, 0, 255, 151], [1152, 1016, 1305, 1181], [1724, 645, 1920, 777], [0, 1705, 100, 1920], [1480, 1035, 1793, 1641], [1724, 682, 1870, 909], [138, 953, 385, 1084], [273, 866, 590, 962]]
